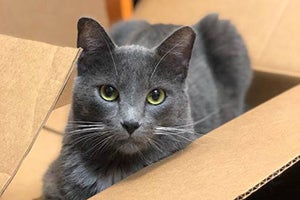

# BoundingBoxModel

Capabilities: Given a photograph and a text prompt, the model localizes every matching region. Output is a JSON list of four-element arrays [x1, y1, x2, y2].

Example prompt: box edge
[[235, 155, 300, 200], [0, 47, 82, 197]]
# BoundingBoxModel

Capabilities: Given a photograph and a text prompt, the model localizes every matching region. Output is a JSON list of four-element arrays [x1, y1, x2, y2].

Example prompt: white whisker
[[88, 135, 114, 157], [137, 150, 152, 166], [174, 103, 233, 129], [154, 132, 194, 142], [69, 132, 99, 147], [66, 127, 105, 134], [67, 124, 105, 128]]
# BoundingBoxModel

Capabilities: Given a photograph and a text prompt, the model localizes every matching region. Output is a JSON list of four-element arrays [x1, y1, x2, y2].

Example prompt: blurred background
[[0, 0, 132, 47]]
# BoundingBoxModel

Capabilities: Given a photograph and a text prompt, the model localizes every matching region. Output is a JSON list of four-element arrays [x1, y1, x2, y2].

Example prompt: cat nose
[[121, 121, 141, 135]]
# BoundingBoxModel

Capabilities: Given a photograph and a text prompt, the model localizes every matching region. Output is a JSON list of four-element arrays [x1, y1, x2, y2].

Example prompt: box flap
[[1, 128, 63, 200], [90, 85, 300, 200], [45, 104, 71, 134], [258, 0, 300, 76], [0, 34, 80, 195]]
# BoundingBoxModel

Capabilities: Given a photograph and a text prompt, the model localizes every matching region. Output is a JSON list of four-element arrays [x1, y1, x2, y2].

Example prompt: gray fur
[[43, 14, 252, 200]]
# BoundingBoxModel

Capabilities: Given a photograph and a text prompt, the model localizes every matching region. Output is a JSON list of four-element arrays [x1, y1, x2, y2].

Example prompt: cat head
[[68, 18, 195, 157]]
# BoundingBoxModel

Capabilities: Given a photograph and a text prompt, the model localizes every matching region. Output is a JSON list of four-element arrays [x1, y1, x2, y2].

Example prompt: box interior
[[242, 72, 300, 199], [246, 159, 300, 199], [240, 70, 300, 199], [246, 70, 300, 109]]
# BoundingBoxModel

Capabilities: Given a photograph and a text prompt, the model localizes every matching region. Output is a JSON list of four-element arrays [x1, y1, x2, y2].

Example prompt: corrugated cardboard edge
[[235, 155, 300, 199], [0, 48, 82, 196]]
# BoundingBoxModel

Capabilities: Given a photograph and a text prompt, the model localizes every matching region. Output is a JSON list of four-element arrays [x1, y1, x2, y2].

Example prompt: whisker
[[66, 124, 105, 128], [67, 130, 111, 148], [149, 138, 165, 154], [66, 127, 105, 134], [156, 126, 194, 133], [153, 132, 181, 143], [137, 150, 152, 166], [173, 103, 233, 129], [68, 132, 100, 147], [68, 121, 104, 124], [154, 132, 194, 142], [88, 135, 114, 157], [175, 111, 220, 128]]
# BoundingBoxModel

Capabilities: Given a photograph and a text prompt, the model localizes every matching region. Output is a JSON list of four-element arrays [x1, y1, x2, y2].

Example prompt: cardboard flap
[[91, 85, 300, 200], [0, 34, 80, 195]]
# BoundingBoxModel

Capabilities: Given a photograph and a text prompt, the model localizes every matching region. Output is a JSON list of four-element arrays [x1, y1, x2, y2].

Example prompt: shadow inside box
[[246, 160, 300, 200]]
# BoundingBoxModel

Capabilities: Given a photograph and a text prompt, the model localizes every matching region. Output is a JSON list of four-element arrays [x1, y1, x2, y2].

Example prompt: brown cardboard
[[0, 34, 80, 196], [45, 104, 71, 134], [0, 0, 108, 47], [91, 85, 300, 200], [1, 108, 68, 200], [133, 0, 300, 77], [1, 129, 63, 200], [258, 0, 300, 76], [0, 0, 109, 109], [246, 70, 300, 108]]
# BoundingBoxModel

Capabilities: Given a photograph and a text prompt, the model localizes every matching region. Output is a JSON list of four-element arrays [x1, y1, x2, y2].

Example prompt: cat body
[[43, 14, 251, 200]]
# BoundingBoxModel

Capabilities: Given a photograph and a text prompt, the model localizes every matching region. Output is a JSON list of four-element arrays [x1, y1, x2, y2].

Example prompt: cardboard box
[[1, 0, 300, 199], [2, 70, 299, 199], [0, 34, 80, 198]]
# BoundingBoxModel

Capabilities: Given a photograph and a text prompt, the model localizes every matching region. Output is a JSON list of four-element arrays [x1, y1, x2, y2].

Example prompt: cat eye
[[99, 85, 119, 102], [146, 88, 166, 105]]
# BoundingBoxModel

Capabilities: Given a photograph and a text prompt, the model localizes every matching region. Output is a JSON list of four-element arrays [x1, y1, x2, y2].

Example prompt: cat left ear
[[156, 26, 196, 78], [77, 17, 116, 52]]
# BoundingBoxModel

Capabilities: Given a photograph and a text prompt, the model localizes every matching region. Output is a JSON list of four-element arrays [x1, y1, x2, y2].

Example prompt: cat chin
[[116, 138, 148, 155], [118, 143, 141, 155]]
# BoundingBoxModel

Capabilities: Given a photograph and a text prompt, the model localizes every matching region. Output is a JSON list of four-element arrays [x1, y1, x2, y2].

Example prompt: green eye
[[99, 85, 119, 101], [147, 88, 166, 105]]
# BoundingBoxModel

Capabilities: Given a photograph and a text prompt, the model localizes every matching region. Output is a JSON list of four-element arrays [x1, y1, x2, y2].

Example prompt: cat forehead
[[115, 45, 156, 60], [114, 45, 158, 72], [116, 45, 151, 52]]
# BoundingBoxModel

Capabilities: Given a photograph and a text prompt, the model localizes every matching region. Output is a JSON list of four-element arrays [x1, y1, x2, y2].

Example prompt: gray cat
[[43, 14, 252, 200]]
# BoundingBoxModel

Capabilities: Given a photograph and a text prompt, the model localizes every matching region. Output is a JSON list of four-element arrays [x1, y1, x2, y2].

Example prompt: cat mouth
[[117, 136, 149, 154]]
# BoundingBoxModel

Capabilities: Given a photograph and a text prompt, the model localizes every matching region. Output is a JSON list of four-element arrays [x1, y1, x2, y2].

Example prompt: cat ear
[[77, 17, 116, 52], [155, 26, 196, 79]]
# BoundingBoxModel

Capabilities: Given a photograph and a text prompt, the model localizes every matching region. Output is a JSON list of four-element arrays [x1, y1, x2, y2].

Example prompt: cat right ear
[[155, 26, 196, 80], [77, 17, 116, 52]]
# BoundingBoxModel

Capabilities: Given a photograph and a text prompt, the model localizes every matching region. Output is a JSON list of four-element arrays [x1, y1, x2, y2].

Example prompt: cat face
[[69, 18, 195, 156]]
